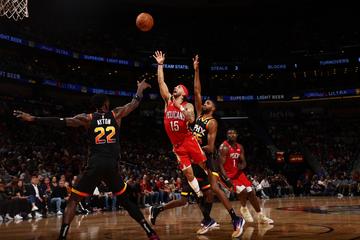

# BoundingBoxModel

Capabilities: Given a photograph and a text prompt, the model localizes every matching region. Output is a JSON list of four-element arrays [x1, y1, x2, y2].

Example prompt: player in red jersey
[[219, 129, 274, 224], [152, 52, 245, 238], [153, 50, 205, 198]]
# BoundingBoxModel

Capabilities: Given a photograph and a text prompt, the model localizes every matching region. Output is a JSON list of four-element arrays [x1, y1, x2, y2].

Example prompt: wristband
[[133, 94, 142, 101], [179, 106, 185, 112]]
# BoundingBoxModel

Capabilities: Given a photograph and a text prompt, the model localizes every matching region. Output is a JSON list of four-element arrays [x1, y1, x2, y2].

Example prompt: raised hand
[[153, 51, 165, 65], [137, 79, 151, 92], [193, 54, 199, 71], [13, 110, 35, 122]]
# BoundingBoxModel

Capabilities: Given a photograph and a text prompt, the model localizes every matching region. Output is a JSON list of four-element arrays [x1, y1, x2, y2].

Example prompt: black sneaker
[[148, 206, 161, 225]]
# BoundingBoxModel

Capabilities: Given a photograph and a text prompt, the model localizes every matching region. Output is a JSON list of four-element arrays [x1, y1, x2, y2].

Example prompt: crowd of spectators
[[1, 96, 360, 223]]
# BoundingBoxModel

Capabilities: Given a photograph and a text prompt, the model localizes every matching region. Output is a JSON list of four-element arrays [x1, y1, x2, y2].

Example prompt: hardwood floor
[[1, 197, 360, 239]]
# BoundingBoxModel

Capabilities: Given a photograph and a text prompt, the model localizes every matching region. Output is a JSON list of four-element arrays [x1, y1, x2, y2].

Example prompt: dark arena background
[[1, 0, 360, 239]]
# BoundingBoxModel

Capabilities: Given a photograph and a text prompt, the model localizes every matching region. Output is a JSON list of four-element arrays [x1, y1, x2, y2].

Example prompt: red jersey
[[164, 100, 192, 145], [222, 140, 242, 179]]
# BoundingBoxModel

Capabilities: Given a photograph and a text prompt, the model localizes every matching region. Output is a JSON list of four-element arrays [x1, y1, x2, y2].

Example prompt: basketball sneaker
[[14, 214, 23, 220], [231, 216, 245, 238], [196, 218, 220, 235], [257, 213, 274, 224], [240, 206, 254, 223], [149, 206, 161, 225], [148, 233, 160, 240]]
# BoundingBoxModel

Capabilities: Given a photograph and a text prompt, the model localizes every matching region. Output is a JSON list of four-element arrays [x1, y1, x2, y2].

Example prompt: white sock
[[188, 178, 200, 193]]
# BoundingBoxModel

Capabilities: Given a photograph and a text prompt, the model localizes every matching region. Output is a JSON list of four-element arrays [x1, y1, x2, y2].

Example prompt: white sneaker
[[240, 207, 254, 223], [57, 211, 63, 215], [27, 213, 33, 219], [196, 219, 220, 235], [31, 205, 39, 211], [5, 214, 13, 220], [0, 215, 3, 221], [34, 212, 42, 219], [14, 214, 23, 220], [258, 213, 274, 224], [144, 204, 150, 207]]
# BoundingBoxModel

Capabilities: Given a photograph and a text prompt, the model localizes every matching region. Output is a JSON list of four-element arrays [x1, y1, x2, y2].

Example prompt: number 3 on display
[[94, 126, 116, 144], [170, 121, 179, 132]]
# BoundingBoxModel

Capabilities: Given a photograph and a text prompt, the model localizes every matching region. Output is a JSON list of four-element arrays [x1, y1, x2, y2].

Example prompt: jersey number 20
[[94, 126, 116, 144]]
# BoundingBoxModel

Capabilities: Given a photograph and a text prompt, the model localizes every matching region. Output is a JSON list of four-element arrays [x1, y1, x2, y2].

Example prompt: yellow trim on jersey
[[71, 188, 91, 197], [201, 184, 211, 190], [114, 183, 127, 196]]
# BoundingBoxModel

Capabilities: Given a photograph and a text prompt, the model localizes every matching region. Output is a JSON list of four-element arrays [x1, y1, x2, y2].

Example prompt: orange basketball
[[136, 13, 154, 32]]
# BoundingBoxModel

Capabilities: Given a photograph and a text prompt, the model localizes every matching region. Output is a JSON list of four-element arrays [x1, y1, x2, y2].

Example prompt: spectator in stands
[[50, 179, 69, 215], [260, 176, 272, 198], [25, 175, 46, 218], [141, 175, 159, 207]]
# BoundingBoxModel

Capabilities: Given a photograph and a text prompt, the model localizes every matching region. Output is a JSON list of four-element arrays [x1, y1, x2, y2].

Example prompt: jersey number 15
[[170, 121, 179, 132]]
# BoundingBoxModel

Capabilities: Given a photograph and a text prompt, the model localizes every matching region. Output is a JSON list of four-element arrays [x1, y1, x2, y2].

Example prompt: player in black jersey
[[193, 55, 244, 236], [13, 80, 160, 240], [150, 56, 244, 238]]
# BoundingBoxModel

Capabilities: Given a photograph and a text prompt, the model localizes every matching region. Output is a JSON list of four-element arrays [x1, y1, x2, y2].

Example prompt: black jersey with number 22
[[89, 111, 120, 162]]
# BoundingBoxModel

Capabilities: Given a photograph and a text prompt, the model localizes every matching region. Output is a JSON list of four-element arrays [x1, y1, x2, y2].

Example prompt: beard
[[202, 107, 210, 114]]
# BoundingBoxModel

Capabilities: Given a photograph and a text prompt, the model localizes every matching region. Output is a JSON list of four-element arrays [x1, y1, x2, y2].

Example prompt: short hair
[[91, 94, 109, 109], [227, 128, 238, 133]]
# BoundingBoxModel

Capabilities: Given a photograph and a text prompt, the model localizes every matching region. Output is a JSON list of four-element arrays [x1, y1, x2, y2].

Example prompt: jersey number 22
[[94, 126, 116, 144]]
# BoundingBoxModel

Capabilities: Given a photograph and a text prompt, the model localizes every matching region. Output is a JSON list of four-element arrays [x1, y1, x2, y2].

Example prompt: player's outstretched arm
[[112, 79, 151, 120], [202, 119, 217, 153], [153, 50, 170, 102], [13, 110, 90, 128], [193, 55, 202, 117], [219, 143, 234, 188]]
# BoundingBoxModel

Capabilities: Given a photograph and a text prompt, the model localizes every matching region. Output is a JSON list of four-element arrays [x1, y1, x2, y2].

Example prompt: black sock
[[139, 219, 156, 237], [228, 208, 238, 221], [198, 199, 212, 222], [203, 202, 213, 221], [58, 224, 70, 240], [119, 194, 156, 237]]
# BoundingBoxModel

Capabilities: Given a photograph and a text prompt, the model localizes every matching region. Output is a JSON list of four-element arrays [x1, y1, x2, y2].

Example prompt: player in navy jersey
[[14, 80, 160, 240]]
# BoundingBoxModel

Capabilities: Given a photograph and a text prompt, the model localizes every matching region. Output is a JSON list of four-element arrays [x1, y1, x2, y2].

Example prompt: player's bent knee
[[236, 185, 246, 194]]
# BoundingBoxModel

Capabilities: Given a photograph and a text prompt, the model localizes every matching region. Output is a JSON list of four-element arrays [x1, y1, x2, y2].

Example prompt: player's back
[[222, 140, 242, 178], [164, 101, 192, 145], [89, 111, 120, 163]]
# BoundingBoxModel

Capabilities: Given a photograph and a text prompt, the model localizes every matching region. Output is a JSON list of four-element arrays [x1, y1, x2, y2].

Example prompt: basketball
[[136, 13, 154, 32]]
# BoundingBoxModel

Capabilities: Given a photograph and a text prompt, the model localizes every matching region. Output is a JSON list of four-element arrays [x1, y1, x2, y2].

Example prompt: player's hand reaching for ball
[[13, 110, 35, 122], [137, 79, 151, 92], [193, 54, 199, 71], [153, 50, 165, 65]]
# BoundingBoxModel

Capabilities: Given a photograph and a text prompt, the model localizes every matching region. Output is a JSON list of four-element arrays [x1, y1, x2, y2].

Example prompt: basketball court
[[1, 197, 359, 239]]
